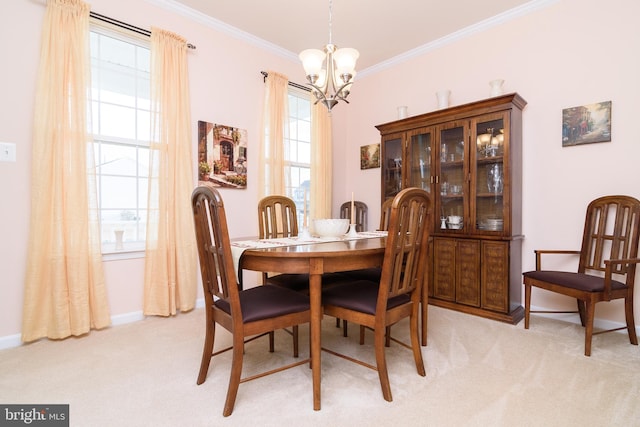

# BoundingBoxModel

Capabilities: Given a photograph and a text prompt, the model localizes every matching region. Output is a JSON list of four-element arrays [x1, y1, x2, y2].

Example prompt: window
[[90, 27, 150, 253], [285, 87, 312, 228]]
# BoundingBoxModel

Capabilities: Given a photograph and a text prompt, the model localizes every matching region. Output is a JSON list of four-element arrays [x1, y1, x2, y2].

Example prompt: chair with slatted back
[[257, 195, 309, 290], [523, 195, 640, 356], [192, 185, 311, 416], [322, 188, 431, 401], [379, 197, 393, 232], [333, 200, 370, 335], [344, 198, 393, 282], [342, 197, 396, 344], [340, 200, 368, 232]]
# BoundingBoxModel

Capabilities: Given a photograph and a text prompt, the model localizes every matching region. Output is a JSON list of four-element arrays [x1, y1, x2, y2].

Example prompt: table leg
[[309, 260, 322, 410]]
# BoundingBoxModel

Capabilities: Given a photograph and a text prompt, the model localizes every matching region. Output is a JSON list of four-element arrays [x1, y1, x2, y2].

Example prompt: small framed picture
[[562, 101, 611, 146], [360, 143, 380, 169]]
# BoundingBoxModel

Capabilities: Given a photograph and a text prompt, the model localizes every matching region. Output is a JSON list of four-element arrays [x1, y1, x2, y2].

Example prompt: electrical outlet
[[0, 142, 16, 162]]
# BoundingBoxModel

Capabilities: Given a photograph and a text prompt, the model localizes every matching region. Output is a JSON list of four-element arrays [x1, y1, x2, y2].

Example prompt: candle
[[303, 189, 308, 228], [350, 192, 355, 224]]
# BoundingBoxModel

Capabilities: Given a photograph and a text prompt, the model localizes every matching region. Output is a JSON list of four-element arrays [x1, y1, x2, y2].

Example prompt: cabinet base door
[[481, 241, 509, 313], [456, 240, 480, 307], [433, 238, 456, 301]]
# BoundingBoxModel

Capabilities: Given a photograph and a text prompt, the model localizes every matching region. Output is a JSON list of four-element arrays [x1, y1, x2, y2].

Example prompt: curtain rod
[[260, 71, 310, 92], [90, 12, 196, 50]]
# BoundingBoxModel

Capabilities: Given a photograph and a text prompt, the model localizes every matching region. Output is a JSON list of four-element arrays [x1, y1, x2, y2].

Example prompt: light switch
[[0, 142, 16, 162]]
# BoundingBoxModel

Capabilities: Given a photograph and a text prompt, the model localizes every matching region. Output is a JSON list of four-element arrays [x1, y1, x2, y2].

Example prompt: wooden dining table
[[237, 236, 387, 411]]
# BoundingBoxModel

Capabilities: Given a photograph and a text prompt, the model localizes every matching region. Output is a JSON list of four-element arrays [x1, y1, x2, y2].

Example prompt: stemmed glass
[[487, 164, 503, 194]]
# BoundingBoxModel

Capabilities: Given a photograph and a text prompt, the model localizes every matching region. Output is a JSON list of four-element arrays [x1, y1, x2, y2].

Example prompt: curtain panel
[[143, 28, 198, 316], [258, 71, 289, 198], [22, 0, 110, 342], [310, 100, 333, 220]]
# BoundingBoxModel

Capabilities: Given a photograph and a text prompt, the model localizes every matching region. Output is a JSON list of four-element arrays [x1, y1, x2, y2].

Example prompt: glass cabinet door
[[437, 122, 467, 232], [381, 133, 403, 200], [408, 128, 433, 193], [472, 114, 508, 233]]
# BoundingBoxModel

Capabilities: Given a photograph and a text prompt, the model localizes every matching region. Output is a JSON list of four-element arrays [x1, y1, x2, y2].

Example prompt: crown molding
[[143, 0, 298, 62], [144, 0, 558, 78], [359, 0, 559, 78]]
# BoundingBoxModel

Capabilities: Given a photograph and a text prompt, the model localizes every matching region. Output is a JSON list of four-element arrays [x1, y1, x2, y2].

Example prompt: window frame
[[284, 86, 312, 228], [89, 24, 151, 256]]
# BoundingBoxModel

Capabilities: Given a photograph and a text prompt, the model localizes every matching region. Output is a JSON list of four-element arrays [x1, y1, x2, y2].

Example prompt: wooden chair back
[[379, 198, 393, 231], [258, 195, 299, 239], [379, 188, 431, 303], [577, 195, 640, 284], [340, 200, 368, 232], [192, 185, 241, 321]]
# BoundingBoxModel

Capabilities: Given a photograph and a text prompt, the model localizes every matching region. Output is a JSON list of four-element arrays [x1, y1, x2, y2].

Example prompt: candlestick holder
[[347, 223, 359, 238], [298, 227, 312, 241]]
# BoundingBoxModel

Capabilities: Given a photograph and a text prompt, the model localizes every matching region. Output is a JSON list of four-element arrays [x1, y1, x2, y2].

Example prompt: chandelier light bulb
[[299, 49, 325, 81], [333, 48, 359, 80]]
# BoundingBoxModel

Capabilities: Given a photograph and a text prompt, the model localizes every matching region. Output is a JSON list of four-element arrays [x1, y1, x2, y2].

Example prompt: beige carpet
[[1, 306, 639, 427]]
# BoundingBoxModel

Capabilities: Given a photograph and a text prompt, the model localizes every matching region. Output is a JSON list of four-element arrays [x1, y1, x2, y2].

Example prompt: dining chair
[[322, 187, 431, 401], [523, 195, 640, 356], [342, 197, 396, 345], [192, 185, 311, 416], [340, 200, 368, 232], [257, 195, 308, 290], [258, 194, 348, 335], [334, 200, 368, 336]]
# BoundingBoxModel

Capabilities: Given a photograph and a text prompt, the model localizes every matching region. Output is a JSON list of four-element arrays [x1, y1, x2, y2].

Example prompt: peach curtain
[[310, 100, 333, 219], [22, 0, 110, 342], [258, 71, 289, 198], [143, 28, 197, 316]]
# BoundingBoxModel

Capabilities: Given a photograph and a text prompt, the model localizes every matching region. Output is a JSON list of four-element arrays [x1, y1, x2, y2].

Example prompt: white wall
[[1, 0, 638, 346], [335, 0, 640, 325]]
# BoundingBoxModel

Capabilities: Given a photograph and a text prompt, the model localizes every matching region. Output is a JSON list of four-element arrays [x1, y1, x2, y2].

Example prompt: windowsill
[[102, 249, 145, 261]]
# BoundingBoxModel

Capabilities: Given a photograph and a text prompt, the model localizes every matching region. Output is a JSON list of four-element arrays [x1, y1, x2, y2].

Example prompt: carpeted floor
[[1, 306, 639, 426]]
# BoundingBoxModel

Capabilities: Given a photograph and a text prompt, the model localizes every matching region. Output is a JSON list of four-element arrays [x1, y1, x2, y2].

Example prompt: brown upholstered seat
[[192, 185, 311, 416], [321, 188, 431, 401], [523, 195, 640, 356]]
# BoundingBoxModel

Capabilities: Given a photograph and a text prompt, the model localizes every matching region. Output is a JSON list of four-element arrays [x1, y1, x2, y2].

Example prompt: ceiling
[[171, 0, 536, 71]]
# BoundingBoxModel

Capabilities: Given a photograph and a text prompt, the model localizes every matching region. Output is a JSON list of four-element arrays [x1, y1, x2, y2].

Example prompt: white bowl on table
[[313, 219, 349, 238]]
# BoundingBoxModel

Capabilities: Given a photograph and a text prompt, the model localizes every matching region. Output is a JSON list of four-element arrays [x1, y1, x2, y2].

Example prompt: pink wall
[[336, 0, 640, 326], [0, 0, 317, 345], [1, 0, 639, 346]]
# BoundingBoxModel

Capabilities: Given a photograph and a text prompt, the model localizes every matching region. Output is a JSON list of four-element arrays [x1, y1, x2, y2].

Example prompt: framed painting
[[562, 101, 611, 146], [197, 121, 247, 188], [360, 143, 380, 169]]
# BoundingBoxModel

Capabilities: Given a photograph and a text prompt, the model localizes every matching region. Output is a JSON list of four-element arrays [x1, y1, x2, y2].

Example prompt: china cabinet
[[376, 93, 527, 323]]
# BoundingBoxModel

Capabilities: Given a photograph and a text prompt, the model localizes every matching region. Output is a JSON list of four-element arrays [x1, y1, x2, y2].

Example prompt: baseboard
[[0, 334, 22, 351], [0, 298, 206, 351]]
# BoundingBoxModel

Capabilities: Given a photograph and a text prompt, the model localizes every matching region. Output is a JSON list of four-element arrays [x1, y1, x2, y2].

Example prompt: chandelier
[[299, 0, 359, 111]]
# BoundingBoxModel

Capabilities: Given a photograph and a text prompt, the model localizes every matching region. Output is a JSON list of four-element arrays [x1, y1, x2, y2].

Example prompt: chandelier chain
[[328, 0, 333, 44]]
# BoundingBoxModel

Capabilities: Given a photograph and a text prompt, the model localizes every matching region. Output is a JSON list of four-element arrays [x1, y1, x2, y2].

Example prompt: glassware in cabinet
[[473, 116, 506, 233]]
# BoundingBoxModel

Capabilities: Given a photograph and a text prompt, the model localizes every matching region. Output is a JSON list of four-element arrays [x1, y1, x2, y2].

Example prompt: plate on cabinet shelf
[[478, 218, 503, 230]]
